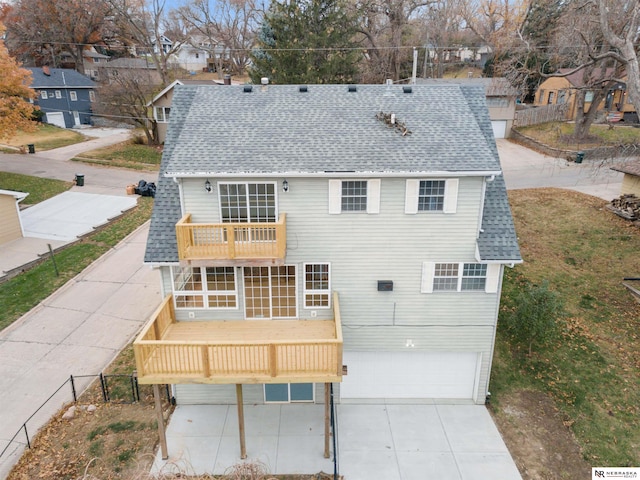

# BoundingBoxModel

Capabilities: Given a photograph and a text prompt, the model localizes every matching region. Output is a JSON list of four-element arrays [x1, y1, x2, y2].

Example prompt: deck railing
[[176, 213, 286, 261], [134, 293, 343, 385]]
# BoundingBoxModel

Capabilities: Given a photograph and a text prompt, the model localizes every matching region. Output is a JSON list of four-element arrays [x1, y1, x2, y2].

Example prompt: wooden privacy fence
[[514, 104, 569, 127], [176, 213, 286, 261]]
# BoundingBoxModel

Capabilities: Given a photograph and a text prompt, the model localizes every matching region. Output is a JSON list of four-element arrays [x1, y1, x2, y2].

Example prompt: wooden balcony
[[176, 213, 286, 264], [134, 293, 343, 385]]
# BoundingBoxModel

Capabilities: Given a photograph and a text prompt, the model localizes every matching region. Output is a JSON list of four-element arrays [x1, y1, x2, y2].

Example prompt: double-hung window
[[304, 263, 331, 308], [55, 90, 62, 99], [219, 182, 277, 223], [421, 262, 500, 293], [405, 179, 458, 214], [172, 266, 237, 309], [69, 91, 77, 101], [40, 91, 48, 100], [328, 179, 380, 214], [155, 106, 171, 122]]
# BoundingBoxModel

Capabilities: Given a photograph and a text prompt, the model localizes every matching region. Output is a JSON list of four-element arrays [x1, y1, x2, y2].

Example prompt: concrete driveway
[[152, 403, 522, 480]]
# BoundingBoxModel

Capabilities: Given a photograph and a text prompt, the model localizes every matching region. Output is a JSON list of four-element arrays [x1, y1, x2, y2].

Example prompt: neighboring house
[[0, 190, 28, 246], [98, 58, 163, 85], [416, 77, 519, 138], [27, 67, 96, 128], [134, 83, 521, 455], [534, 69, 635, 122], [147, 78, 234, 144], [59, 47, 110, 81], [611, 161, 640, 197]]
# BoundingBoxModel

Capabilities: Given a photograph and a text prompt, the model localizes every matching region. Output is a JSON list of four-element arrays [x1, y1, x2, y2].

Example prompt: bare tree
[[179, 0, 263, 78], [354, 0, 434, 82], [420, 0, 466, 78], [596, 0, 640, 113], [5, 0, 112, 74], [458, 0, 524, 50], [94, 66, 160, 144], [108, 0, 186, 85]]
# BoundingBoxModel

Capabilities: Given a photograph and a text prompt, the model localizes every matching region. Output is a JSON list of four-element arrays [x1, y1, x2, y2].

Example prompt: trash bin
[[75, 174, 84, 186], [27, 144, 35, 154], [576, 151, 585, 164]]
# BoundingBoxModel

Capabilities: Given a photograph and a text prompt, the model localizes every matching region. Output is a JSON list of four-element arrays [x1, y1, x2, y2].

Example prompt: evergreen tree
[[250, 0, 360, 84]]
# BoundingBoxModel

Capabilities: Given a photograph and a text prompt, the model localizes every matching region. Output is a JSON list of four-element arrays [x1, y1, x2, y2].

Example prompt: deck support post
[[153, 384, 168, 460], [236, 384, 247, 459], [324, 382, 330, 458]]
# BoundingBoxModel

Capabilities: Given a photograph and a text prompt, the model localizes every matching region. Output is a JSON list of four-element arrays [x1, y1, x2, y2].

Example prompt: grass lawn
[[74, 141, 162, 170], [0, 124, 87, 152], [0, 172, 73, 205], [492, 188, 640, 469], [517, 122, 640, 150], [0, 196, 154, 331]]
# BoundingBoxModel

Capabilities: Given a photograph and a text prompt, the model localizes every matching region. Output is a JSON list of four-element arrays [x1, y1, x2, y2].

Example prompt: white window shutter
[[328, 180, 342, 214], [421, 262, 435, 293], [443, 179, 459, 213], [405, 179, 419, 214], [367, 179, 381, 214], [485, 263, 502, 293]]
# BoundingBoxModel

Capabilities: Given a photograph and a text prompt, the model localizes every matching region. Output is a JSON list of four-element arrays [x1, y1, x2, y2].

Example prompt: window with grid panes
[[461, 264, 487, 291], [304, 263, 330, 308], [341, 181, 367, 211], [433, 263, 488, 292], [172, 266, 237, 309], [433, 263, 459, 291], [418, 180, 446, 211], [219, 183, 276, 222]]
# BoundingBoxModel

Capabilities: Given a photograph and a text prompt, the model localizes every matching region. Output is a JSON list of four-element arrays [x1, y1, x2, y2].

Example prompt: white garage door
[[341, 351, 479, 400], [491, 120, 507, 139], [45, 112, 66, 129]]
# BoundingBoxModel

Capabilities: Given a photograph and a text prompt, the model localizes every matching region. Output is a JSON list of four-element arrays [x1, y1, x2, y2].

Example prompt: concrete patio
[[152, 403, 522, 480]]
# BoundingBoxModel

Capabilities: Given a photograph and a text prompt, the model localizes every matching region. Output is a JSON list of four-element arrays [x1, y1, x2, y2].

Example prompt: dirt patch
[[490, 390, 591, 480]]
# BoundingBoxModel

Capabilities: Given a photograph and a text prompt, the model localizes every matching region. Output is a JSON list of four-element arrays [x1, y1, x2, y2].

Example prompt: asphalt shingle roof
[[163, 84, 503, 176], [144, 84, 521, 263], [27, 68, 95, 88]]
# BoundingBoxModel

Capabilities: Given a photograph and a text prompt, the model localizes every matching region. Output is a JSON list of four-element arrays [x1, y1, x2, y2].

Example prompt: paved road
[[497, 139, 624, 201], [0, 135, 626, 478], [0, 128, 158, 196]]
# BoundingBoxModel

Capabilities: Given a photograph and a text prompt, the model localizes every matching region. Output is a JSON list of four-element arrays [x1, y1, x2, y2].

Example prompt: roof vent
[[261, 77, 269, 85], [42, 65, 51, 76], [243, 85, 253, 93], [403, 86, 412, 94], [299, 85, 308, 93], [348, 85, 357, 92]]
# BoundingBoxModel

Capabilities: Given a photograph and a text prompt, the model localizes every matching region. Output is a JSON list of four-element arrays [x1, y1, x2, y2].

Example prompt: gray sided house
[[27, 67, 96, 128], [136, 84, 521, 410]]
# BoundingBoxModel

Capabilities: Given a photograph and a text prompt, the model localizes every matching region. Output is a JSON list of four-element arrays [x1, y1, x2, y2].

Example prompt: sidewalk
[[0, 223, 161, 479], [0, 130, 162, 478]]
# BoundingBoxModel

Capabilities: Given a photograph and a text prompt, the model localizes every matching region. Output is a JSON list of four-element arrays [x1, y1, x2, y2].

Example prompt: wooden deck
[[176, 213, 287, 264], [134, 293, 343, 385]]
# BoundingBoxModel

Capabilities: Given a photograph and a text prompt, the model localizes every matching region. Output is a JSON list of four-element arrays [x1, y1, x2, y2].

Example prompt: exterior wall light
[[204, 179, 212, 193], [282, 179, 289, 192]]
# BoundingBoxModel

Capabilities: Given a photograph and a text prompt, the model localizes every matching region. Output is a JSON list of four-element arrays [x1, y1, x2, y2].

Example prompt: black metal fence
[[0, 372, 170, 468]]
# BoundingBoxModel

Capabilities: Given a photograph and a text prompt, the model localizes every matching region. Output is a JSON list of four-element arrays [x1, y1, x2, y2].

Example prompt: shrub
[[501, 280, 565, 355]]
